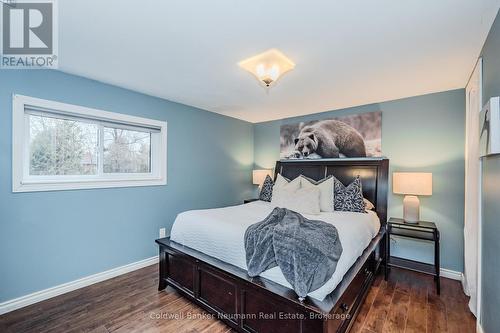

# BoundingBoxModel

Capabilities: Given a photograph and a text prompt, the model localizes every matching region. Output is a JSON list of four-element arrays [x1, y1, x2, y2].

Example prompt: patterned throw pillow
[[259, 175, 274, 202], [334, 176, 366, 213]]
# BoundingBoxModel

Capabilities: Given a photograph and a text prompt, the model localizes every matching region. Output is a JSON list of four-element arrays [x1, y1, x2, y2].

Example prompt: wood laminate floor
[[0, 265, 475, 333]]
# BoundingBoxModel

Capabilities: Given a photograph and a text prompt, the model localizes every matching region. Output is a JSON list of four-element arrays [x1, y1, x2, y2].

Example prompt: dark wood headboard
[[274, 158, 389, 225]]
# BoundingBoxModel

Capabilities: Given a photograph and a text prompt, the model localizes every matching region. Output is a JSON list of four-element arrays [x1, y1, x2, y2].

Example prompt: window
[[13, 95, 167, 192]]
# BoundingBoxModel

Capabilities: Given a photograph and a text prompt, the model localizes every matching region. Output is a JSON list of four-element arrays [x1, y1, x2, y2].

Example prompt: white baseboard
[[440, 267, 463, 281], [0, 256, 158, 315]]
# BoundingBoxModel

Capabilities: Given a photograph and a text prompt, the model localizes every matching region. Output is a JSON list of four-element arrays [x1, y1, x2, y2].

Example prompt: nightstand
[[244, 198, 259, 204], [387, 217, 440, 294]]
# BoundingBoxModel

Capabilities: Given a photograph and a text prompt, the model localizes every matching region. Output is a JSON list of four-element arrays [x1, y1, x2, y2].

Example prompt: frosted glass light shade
[[393, 172, 432, 196], [239, 49, 295, 87], [252, 169, 273, 186]]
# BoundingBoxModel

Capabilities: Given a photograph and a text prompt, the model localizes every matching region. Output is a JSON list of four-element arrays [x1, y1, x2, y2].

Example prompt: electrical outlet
[[159, 228, 166, 238]]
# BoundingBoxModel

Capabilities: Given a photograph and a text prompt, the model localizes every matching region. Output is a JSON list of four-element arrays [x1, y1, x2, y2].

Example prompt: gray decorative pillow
[[259, 175, 274, 202], [334, 176, 366, 213]]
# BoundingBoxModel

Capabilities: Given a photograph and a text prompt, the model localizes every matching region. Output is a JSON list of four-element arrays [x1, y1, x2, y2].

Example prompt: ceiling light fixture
[[238, 49, 295, 88]]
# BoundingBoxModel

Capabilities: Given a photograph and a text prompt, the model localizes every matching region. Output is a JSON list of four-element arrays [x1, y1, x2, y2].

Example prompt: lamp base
[[403, 195, 420, 224]]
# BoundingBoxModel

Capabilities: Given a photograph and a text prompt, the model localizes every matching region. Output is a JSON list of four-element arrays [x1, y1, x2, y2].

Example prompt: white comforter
[[170, 201, 380, 301]]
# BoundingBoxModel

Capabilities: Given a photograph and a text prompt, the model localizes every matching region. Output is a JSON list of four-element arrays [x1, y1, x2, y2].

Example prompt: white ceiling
[[59, 0, 500, 123]]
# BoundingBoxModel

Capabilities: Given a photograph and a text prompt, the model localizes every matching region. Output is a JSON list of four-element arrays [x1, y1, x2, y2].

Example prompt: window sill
[[13, 177, 167, 193]]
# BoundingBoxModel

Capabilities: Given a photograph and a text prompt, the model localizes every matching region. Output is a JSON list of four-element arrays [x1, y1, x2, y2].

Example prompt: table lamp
[[252, 169, 273, 189], [393, 172, 432, 223]]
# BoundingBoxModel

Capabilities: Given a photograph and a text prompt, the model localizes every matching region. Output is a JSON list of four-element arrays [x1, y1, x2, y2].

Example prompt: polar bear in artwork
[[293, 120, 367, 158]]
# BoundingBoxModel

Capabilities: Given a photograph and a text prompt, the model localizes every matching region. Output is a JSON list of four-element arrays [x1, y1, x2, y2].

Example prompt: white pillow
[[273, 173, 301, 191], [300, 175, 334, 212], [271, 186, 321, 215], [364, 198, 375, 210]]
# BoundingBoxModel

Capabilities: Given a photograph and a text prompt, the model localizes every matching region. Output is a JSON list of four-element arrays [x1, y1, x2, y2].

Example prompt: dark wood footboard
[[156, 227, 385, 333]]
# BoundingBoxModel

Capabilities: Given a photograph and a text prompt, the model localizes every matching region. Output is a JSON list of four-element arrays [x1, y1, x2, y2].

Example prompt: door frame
[[465, 57, 483, 324]]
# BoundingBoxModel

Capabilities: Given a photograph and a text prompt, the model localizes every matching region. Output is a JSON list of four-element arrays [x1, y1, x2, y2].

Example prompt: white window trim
[[12, 94, 167, 192]]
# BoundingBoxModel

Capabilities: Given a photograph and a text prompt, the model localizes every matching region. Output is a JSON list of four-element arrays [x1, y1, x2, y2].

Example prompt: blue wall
[[0, 70, 254, 302], [254, 89, 465, 272], [0, 67, 468, 304], [480, 9, 500, 333]]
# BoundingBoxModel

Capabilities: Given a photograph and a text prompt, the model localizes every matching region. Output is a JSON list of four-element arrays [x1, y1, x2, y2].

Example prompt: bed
[[156, 158, 389, 333]]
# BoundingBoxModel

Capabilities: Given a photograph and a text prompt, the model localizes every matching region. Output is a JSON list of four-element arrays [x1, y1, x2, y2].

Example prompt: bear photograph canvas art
[[280, 111, 382, 159]]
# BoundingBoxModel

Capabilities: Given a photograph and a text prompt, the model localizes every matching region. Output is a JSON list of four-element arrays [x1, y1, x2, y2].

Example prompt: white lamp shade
[[253, 169, 273, 185], [393, 172, 432, 196]]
